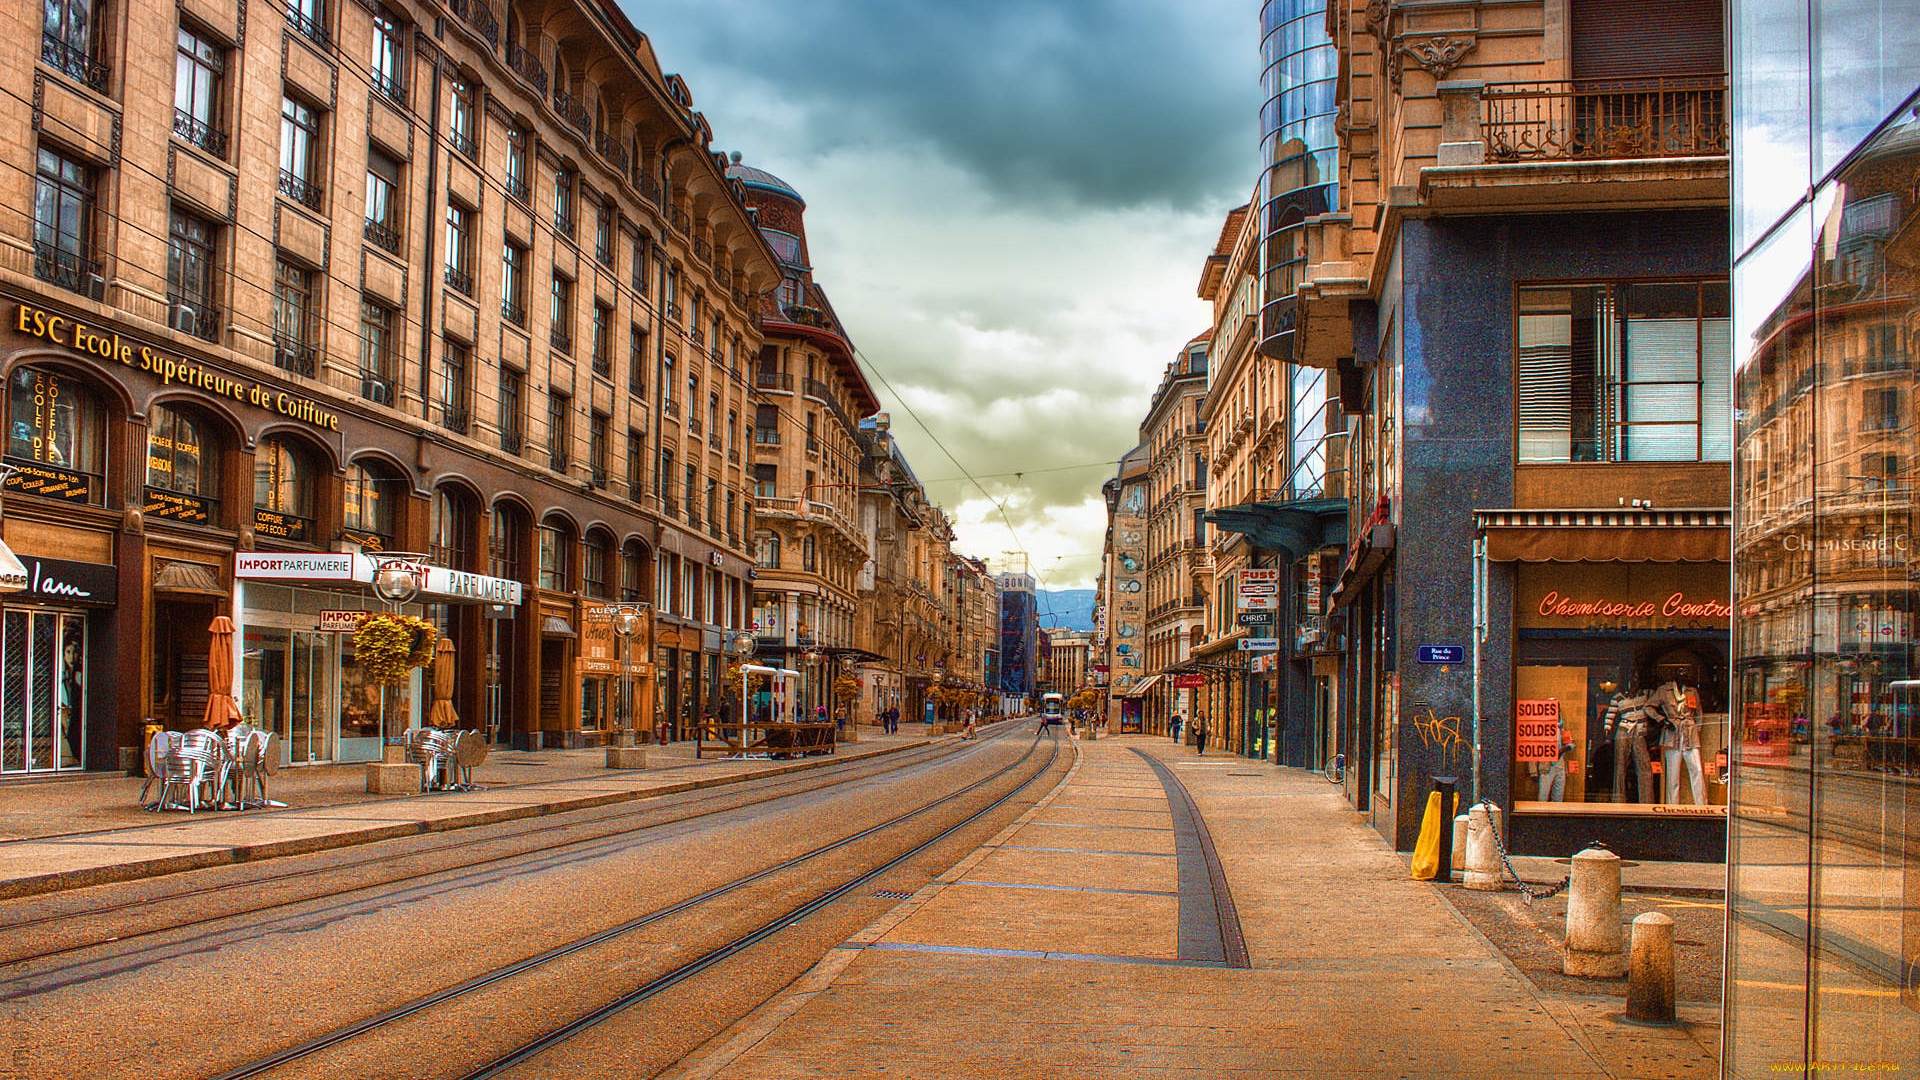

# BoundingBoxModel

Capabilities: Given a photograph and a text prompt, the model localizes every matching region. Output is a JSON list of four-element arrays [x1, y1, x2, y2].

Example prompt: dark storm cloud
[[632, 0, 1257, 210]]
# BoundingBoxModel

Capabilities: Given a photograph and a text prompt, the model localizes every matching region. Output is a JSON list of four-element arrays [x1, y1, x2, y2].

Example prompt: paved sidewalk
[[0, 726, 929, 898], [662, 735, 1722, 1080]]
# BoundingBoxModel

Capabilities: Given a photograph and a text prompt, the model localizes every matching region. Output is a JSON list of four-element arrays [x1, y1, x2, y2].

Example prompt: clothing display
[[1653, 681, 1707, 805], [1603, 690, 1657, 803]]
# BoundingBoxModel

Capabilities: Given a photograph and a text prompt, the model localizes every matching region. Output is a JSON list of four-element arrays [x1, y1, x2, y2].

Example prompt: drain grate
[[872, 889, 913, 900]]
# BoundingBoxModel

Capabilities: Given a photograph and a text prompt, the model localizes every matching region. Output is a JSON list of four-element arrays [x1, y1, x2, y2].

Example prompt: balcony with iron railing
[[506, 175, 529, 204], [753, 428, 781, 446], [33, 241, 103, 299], [549, 325, 572, 353], [507, 43, 547, 95], [448, 126, 476, 161], [439, 402, 470, 435], [594, 130, 629, 173], [41, 35, 109, 92], [167, 292, 220, 341], [279, 170, 322, 211], [173, 109, 227, 158], [553, 88, 592, 137], [756, 371, 794, 392], [1478, 76, 1728, 163], [444, 265, 474, 297], [446, 0, 498, 45], [501, 299, 526, 327], [501, 429, 523, 455], [285, 2, 328, 47], [371, 69, 405, 106], [273, 335, 317, 377], [363, 217, 401, 254]]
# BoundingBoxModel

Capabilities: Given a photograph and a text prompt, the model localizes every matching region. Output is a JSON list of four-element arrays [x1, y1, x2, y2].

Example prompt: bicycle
[[1323, 752, 1346, 784]]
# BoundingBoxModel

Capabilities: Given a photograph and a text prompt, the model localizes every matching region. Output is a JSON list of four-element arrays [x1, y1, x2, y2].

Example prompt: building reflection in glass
[[1728, 104, 1920, 1073]]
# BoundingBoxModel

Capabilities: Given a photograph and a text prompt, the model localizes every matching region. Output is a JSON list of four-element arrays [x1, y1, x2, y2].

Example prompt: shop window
[[252, 437, 314, 541], [145, 403, 219, 525], [343, 461, 399, 549], [0, 611, 87, 772], [1517, 281, 1732, 463], [5, 366, 106, 506]]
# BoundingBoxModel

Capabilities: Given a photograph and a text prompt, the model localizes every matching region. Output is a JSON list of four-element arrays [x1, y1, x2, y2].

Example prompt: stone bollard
[[1627, 912, 1677, 1023], [1563, 846, 1624, 976], [1463, 802, 1504, 891], [1451, 813, 1471, 875], [605, 744, 648, 769]]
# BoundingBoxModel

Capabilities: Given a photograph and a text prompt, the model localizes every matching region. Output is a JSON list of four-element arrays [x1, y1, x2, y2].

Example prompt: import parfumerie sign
[[236, 553, 523, 605]]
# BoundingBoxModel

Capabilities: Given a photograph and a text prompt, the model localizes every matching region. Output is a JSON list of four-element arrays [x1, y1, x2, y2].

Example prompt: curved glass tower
[[1257, 0, 1338, 361]]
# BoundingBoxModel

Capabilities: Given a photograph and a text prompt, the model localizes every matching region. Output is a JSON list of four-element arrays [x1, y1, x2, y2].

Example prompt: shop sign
[[1534, 590, 1732, 622], [317, 610, 362, 632], [236, 552, 354, 580], [1238, 568, 1280, 611], [4, 460, 90, 503], [15, 304, 342, 431], [1237, 611, 1274, 626], [1172, 674, 1204, 689], [143, 487, 212, 524], [253, 507, 312, 542], [12, 555, 116, 606], [1248, 652, 1278, 673], [342, 527, 386, 552], [1514, 699, 1564, 764], [1238, 638, 1279, 651]]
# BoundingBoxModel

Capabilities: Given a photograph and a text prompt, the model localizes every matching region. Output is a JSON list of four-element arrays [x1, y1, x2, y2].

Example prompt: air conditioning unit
[[170, 303, 198, 336], [83, 273, 107, 300]]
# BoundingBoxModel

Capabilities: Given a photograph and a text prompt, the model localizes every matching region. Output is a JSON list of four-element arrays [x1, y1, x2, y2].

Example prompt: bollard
[[1563, 846, 1624, 976], [1432, 776, 1459, 881], [1627, 912, 1676, 1023], [1451, 813, 1471, 874], [1463, 802, 1504, 890]]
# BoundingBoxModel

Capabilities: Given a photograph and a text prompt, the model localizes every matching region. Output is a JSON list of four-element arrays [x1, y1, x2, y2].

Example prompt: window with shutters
[[1516, 281, 1731, 464]]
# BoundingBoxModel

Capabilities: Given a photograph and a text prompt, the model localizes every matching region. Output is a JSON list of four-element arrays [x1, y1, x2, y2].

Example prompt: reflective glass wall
[[1728, 3, 1920, 1074], [1257, 0, 1336, 360]]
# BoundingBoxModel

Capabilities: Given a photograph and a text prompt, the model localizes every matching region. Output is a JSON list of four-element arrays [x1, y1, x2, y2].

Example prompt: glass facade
[[1257, 0, 1337, 361], [1727, 3, 1920, 1072]]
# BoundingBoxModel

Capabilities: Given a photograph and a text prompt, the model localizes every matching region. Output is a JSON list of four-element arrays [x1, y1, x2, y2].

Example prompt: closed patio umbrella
[[202, 616, 242, 729], [427, 637, 458, 729]]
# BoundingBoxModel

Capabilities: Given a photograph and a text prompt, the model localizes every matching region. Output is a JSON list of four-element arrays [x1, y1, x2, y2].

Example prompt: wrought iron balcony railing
[[1483, 76, 1728, 163], [279, 170, 322, 210], [174, 109, 228, 158], [273, 335, 317, 377], [33, 241, 103, 299], [507, 43, 547, 94], [41, 36, 109, 92], [363, 217, 401, 254]]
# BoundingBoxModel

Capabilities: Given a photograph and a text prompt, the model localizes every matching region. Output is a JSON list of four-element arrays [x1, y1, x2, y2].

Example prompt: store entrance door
[[245, 628, 340, 765], [0, 609, 87, 773]]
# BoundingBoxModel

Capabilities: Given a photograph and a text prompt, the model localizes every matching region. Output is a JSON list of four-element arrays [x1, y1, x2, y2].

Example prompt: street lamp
[[611, 604, 645, 745], [732, 631, 756, 740], [367, 552, 426, 761]]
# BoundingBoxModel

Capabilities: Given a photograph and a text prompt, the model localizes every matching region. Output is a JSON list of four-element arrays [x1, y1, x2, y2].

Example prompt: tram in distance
[[1040, 693, 1065, 725]]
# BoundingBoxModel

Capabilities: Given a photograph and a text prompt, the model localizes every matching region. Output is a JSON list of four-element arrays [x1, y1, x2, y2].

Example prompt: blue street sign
[[1417, 645, 1465, 665]]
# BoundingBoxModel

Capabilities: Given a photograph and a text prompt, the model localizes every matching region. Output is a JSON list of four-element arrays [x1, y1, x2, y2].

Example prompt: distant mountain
[[1036, 589, 1096, 632]]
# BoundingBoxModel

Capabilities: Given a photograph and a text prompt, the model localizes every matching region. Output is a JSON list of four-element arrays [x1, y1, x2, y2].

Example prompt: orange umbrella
[[427, 637, 459, 729], [202, 616, 242, 729]]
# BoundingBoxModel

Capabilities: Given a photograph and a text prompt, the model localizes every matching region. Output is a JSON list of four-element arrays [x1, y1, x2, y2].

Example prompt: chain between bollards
[[1475, 798, 1573, 904]]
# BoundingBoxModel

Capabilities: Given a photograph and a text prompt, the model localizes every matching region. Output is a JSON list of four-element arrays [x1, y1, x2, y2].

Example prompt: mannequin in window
[[1603, 689, 1656, 803], [1653, 679, 1707, 805], [1531, 712, 1575, 801]]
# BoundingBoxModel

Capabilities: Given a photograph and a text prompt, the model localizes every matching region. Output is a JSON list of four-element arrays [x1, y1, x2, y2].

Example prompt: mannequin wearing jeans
[[1653, 681, 1707, 805], [1603, 690, 1656, 803]]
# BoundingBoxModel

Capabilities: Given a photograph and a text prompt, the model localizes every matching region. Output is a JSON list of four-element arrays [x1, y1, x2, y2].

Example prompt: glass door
[[0, 610, 87, 773], [290, 631, 337, 763], [243, 627, 290, 758]]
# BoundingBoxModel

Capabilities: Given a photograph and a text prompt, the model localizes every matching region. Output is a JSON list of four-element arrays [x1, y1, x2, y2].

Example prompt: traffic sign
[[1416, 645, 1465, 665], [1237, 638, 1280, 651]]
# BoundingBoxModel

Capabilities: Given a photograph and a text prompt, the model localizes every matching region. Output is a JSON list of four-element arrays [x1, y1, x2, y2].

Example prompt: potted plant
[[354, 612, 439, 753]]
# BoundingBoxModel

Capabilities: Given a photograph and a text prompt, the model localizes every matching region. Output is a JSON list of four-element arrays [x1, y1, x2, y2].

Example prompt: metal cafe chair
[[223, 726, 282, 809], [140, 730, 182, 810], [406, 728, 460, 792], [157, 730, 226, 813]]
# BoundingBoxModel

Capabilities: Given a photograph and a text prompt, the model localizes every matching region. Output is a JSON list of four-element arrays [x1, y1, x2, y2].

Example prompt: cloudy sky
[[629, 0, 1262, 589]]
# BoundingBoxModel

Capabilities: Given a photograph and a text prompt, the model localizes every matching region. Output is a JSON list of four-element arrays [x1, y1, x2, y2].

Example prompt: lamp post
[[732, 631, 757, 742], [368, 551, 426, 763], [611, 604, 644, 746]]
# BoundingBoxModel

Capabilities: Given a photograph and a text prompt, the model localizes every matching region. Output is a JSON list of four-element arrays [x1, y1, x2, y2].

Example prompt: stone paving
[[662, 735, 1723, 1080]]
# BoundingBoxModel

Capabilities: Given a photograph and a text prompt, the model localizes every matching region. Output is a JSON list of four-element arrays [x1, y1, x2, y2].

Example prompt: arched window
[[253, 437, 314, 540], [6, 366, 106, 505], [343, 461, 402, 549], [756, 531, 780, 569], [145, 403, 219, 524], [429, 486, 477, 569], [490, 502, 528, 583], [538, 517, 573, 591], [583, 529, 612, 598], [620, 539, 646, 602]]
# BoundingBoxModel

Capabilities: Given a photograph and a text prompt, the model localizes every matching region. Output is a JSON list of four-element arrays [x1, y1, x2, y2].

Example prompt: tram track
[[0, 721, 1026, 980], [200, 727, 1069, 1080]]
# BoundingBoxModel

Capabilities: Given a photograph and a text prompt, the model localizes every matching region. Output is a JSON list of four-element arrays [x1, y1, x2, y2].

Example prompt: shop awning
[[153, 558, 226, 597], [0, 540, 27, 592], [1476, 508, 1731, 563], [1204, 496, 1348, 564], [540, 615, 576, 637], [1116, 673, 1163, 698]]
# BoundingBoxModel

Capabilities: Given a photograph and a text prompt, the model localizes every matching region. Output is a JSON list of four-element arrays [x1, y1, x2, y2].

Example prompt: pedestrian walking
[[1171, 713, 1183, 744], [1193, 715, 1209, 756]]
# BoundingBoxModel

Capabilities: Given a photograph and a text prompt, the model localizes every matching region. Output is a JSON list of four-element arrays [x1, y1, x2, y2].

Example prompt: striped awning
[[1476, 508, 1731, 563], [1115, 674, 1163, 699]]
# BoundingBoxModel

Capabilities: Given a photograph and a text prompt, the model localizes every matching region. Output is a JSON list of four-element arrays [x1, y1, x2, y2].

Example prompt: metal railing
[[553, 88, 592, 137], [448, 127, 476, 160], [41, 35, 109, 92], [33, 241, 103, 299], [444, 265, 474, 296], [757, 371, 793, 391], [501, 299, 526, 327], [364, 218, 401, 254], [285, 3, 329, 47], [1484, 76, 1728, 162], [279, 170, 322, 210], [446, 0, 498, 46], [506, 175, 529, 204], [173, 109, 227, 157], [595, 131, 629, 173], [372, 69, 405, 105], [549, 326, 572, 353], [273, 336, 316, 377], [507, 43, 547, 95], [439, 403, 471, 435], [167, 292, 220, 341]]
